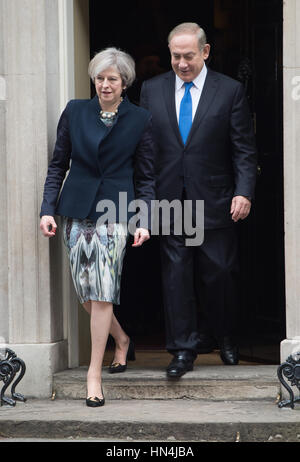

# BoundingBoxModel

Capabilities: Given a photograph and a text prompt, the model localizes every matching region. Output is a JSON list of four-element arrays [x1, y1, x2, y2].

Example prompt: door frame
[[60, 0, 300, 366], [58, 0, 91, 368]]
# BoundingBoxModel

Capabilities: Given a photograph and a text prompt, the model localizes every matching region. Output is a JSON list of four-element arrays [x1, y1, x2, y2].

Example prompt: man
[[140, 23, 257, 377]]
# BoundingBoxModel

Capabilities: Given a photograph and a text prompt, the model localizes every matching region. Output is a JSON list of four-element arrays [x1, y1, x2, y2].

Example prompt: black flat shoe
[[109, 338, 135, 374]]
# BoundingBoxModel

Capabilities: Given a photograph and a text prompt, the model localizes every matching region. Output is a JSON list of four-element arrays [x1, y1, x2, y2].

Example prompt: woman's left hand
[[132, 228, 150, 247]]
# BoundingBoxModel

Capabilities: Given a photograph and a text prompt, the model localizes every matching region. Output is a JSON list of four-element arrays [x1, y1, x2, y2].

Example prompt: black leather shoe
[[86, 386, 105, 407], [196, 333, 217, 354], [166, 351, 195, 378], [86, 396, 105, 407], [219, 337, 239, 365], [109, 338, 135, 374]]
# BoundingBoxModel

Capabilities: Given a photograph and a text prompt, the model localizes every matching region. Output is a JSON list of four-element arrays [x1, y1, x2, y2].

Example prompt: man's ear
[[203, 44, 211, 60]]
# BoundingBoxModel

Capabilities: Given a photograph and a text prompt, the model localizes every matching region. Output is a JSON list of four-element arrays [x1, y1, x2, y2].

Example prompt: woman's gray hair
[[88, 47, 136, 88], [168, 23, 207, 51]]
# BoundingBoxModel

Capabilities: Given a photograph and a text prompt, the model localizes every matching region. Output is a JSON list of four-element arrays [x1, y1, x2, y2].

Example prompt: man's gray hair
[[168, 23, 207, 51], [88, 47, 136, 87]]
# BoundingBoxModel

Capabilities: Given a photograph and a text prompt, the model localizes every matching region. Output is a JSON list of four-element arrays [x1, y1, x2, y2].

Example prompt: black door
[[234, 0, 285, 363], [89, 0, 285, 362]]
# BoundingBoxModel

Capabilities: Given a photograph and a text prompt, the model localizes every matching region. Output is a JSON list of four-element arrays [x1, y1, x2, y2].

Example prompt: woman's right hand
[[40, 215, 57, 237]]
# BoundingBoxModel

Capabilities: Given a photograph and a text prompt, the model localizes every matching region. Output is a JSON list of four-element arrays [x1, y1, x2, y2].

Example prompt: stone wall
[[0, 0, 68, 397], [281, 0, 300, 361]]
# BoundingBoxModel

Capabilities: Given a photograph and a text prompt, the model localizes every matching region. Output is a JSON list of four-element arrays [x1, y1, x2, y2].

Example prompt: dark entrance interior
[[89, 0, 285, 363]]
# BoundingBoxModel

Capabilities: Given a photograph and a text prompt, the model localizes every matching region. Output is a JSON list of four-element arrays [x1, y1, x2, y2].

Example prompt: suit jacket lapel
[[83, 95, 131, 155], [162, 72, 184, 147], [81, 95, 108, 159], [162, 69, 220, 147], [185, 68, 219, 146]]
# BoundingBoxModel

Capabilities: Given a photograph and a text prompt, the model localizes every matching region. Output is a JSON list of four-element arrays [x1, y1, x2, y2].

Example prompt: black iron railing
[[277, 352, 300, 409], [0, 348, 26, 406]]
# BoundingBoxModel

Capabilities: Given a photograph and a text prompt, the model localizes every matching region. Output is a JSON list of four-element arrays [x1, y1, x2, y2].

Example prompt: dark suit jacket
[[40, 96, 155, 226], [140, 68, 257, 229]]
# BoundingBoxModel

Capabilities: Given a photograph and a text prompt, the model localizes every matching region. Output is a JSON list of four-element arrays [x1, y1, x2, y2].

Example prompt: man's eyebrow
[[172, 51, 196, 56]]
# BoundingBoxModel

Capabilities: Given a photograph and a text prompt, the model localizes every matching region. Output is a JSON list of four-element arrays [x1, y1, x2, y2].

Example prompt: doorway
[[88, 0, 285, 363]]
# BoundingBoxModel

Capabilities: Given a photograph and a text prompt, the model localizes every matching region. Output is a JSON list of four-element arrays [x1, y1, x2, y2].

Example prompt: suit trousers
[[160, 211, 240, 355]]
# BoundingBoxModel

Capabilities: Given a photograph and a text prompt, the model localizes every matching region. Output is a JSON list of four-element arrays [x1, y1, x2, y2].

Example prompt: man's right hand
[[40, 215, 57, 237]]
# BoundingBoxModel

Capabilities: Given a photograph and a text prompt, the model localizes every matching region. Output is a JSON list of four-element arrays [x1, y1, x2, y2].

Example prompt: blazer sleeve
[[40, 108, 72, 217], [230, 83, 257, 199], [139, 80, 149, 110], [133, 116, 156, 230]]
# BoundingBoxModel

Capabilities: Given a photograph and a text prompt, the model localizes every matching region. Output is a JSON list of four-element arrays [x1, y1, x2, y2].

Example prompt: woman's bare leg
[[109, 314, 130, 365], [82, 301, 129, 367], [87, 301, 113, 398], [83, 301, 91, 315]]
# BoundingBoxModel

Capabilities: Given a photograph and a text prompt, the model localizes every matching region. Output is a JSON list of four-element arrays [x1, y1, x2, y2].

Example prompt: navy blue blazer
[[140, 69, 257, 229], [40, 96, 156, 226]]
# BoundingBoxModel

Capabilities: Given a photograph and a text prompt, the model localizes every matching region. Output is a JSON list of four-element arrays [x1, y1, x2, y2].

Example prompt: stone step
[[1, 398, 300, 442], [53, 363, 280, 401], [1, 353, 295, 443]]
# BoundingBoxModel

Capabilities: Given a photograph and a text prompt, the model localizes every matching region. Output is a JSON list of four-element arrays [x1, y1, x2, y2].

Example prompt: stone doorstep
[[1, 399, 300, 442], [1, 365, 297, 443], [52, 365, 280, 401]]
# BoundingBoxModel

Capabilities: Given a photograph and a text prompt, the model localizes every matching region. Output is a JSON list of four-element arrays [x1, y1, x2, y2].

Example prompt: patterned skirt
[[62, 217, 128, 305]]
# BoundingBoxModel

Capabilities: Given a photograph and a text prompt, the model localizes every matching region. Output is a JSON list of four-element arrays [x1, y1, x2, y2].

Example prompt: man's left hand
[[230, 196, 251, 222]]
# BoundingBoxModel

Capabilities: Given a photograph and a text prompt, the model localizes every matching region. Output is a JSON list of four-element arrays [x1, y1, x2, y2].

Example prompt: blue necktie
[[179, 81, 193, 144]]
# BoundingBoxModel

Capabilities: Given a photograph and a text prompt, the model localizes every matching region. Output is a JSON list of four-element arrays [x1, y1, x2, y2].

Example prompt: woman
[[40, 47, 155, 407]]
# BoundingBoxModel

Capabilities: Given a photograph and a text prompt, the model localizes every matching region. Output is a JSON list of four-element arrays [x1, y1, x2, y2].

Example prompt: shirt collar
[[175, 63, 207, 91]]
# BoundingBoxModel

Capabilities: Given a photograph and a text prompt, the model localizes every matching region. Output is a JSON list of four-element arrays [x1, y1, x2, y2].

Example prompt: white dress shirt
[[175, 63, 208, 122]]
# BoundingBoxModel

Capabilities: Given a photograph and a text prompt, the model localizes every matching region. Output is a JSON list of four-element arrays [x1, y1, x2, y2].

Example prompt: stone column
[[73, 0, 91, 366], [0, 0, 73, 397], [0, 2, 8, 347], [281, 0, 300, 361]]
